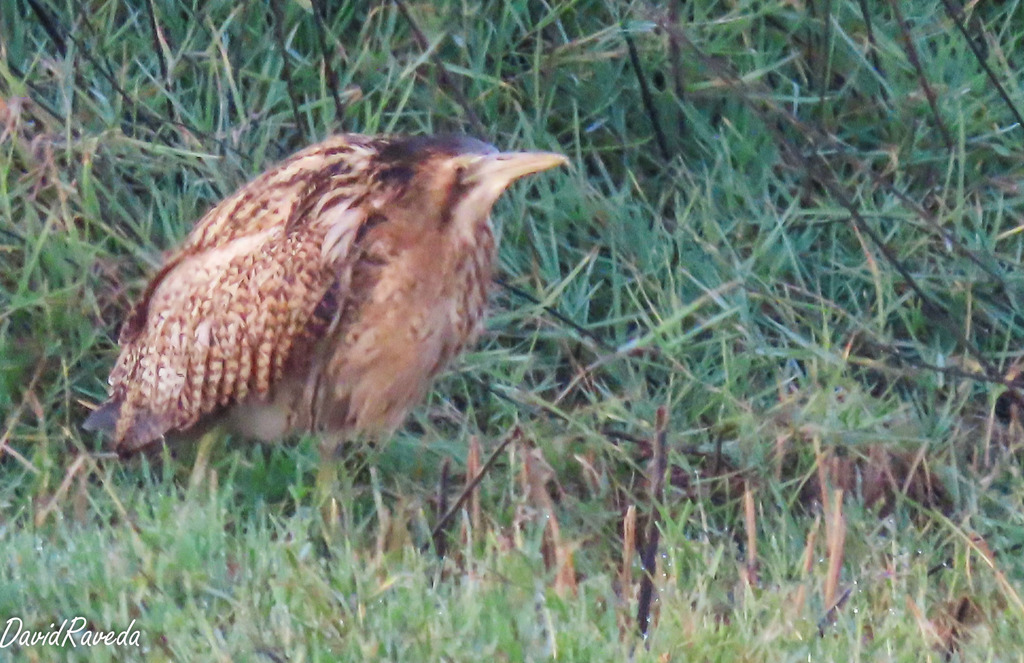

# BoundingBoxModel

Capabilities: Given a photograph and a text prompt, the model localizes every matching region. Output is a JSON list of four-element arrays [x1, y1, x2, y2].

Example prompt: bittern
[[85, 134, 567, 454]]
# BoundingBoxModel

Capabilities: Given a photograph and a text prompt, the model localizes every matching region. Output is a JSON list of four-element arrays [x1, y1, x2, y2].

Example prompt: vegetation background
[[2, 0, 1024, 660]]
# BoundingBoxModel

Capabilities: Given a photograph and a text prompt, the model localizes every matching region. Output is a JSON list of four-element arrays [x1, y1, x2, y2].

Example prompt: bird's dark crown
[[370, 134, 495, 193], [376, 134, 497, 165]]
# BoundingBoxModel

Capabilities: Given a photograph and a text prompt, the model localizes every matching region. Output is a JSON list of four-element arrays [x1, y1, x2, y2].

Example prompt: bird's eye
[[453, 164, 467, 180]]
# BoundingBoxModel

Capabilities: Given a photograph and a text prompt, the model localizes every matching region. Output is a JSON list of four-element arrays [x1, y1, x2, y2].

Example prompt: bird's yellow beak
[[462, 151, 569, 187]]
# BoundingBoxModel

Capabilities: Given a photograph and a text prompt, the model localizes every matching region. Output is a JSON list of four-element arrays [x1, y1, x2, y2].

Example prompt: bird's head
[[369, 135, 568, 237]]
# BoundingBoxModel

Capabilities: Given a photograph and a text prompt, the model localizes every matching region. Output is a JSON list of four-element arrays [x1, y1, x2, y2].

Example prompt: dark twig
[[69, 1, 167, 138], [1, 62, 63, 125], [773, 136, 1015, 404], [429, 427, 522, 544], [666, 1, 686, 136], [817, 0, 834, 125], [637, 407, 669, 638], [433, 458, 451, 558], [929, 539, 1024, 577], [623, 27, 671, 162], [855, 0, 890, 102], [255, 648, 287, 663], [143, 0, 176, 124], [770, 281, 1024, 389], [25, 0, 67, 56], [860, 182, 1017, 296], [939, 0, 1024, 131], [494, 17, 1024, 405], [661, 22, 1024, 411], [494, 277, 617, 353], [869, 347, 1024, 388], [62, 0, 253, 164], [779, 138, 1015, 395], [0, 362, 46, 475], [310, 0, 346, 124], [393, 0, 485, 137], [270, 0, 307, 141], [888, 0, 954, 151], [817, 586, 853, 635]]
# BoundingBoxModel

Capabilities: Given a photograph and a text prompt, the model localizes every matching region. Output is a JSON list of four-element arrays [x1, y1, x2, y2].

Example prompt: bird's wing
[[89, 138, 375, 450]]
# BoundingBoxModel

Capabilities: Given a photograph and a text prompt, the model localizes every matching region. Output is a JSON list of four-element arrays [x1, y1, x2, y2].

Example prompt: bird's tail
[[82, 399, 121, 434], [84, 398, 184, 456]]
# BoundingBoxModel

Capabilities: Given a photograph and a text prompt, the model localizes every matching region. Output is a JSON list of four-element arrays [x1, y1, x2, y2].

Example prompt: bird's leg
[[315, 436, 345, 532], [187, 427, 223, 491]]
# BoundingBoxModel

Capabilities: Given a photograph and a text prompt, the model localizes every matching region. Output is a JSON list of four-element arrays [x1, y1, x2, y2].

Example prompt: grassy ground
[[3, 0, 1024, 660]]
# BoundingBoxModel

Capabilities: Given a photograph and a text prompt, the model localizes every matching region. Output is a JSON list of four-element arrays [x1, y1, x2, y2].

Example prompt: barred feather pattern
[[106, 138, 374, 448], [90, 133, 565, 452]]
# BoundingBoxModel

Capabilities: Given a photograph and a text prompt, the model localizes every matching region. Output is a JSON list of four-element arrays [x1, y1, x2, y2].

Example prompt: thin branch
[[270, 0, 307, 141], [855, 0, 890, 102], [63, 0, 253, 164], [817, 0, 835, 126], [939, 0, 1024, 131], [494, 277, 617, 353], [817, 586, 853, 635], [888, 0, 954, 151], [623, 27, 670, 162], [666, 1, 686, 136], [637, 407, 669, 638], [775, 137, 1009, 399], [144, 0, 176, 124], [429, 427, 521, 543], [432, 458, 451, 558], [310, 0, 346, 123], [0, 362, 45, 475], [25, 0, 67, 56], [393, 0, 485, 136], [661, 22, 1024, 410]]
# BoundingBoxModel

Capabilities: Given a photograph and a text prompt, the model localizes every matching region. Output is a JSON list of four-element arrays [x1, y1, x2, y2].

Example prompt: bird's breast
[[231, 221, 498, 441], [318, 225, 496, 434]]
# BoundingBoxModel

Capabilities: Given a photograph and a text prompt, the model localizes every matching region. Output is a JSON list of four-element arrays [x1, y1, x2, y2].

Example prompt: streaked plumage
[[85, 134, 567, 453]]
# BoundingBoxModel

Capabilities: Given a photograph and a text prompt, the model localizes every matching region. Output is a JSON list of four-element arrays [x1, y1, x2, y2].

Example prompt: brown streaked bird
[[85, 134, 567, 454]]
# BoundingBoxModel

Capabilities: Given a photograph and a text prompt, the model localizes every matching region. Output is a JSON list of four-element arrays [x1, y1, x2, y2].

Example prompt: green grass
[[3, 0, 1024, 660]]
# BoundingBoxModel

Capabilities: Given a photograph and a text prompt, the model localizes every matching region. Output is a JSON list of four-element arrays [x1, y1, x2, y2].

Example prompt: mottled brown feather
[[104, 138, 372, 449], [87, 133, 566, 452]]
